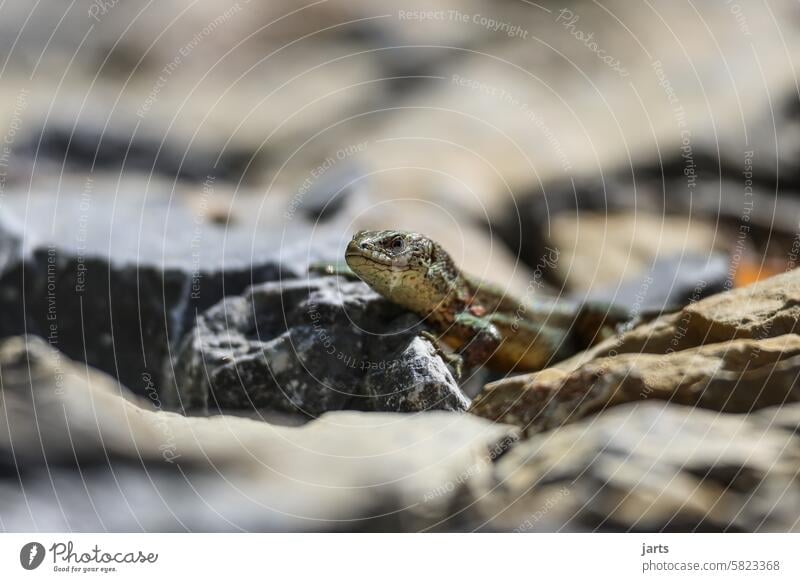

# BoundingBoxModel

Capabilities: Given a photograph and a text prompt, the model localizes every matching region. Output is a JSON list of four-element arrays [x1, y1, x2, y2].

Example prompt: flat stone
[[472, 335, 800, 433], [586, 267, 800, 358]]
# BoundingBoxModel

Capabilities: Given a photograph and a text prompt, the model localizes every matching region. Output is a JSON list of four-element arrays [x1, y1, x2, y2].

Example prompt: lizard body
[[343, 230, 632, 374]]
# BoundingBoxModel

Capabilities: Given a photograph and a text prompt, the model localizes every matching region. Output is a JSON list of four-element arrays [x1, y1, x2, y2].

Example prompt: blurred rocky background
[[1, 0, 799, 531]]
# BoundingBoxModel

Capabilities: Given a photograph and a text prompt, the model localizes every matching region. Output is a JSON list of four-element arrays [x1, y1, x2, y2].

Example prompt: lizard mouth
[[346, 250, 410, 269]]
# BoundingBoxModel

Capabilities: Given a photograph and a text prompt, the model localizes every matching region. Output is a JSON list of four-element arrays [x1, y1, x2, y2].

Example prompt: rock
[[502, 173, 800, 294], [169, 277, 469, 416], [0, 335, 169, 467], [583, 253, 730, 312], [0, 335, 516, 531], [470, 402, 800, 532], [364, 336, 471, 412], [0, 211, 27, 334], [20, 123, 255, 183], [550, 212, 725, 293], [471, 335, 800, 433], [584, 267, 800, 359], [0, 180, 343, 397], [471, 269, 800, 432]]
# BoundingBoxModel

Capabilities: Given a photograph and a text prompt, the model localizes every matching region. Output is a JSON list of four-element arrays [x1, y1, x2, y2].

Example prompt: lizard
[[319, 229, 642, 377]]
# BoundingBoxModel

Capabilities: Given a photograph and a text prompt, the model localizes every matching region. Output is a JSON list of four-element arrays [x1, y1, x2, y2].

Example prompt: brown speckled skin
[[346, 230, 626, 372]]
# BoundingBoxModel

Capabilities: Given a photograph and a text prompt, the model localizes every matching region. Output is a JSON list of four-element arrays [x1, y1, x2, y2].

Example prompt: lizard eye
[[390, 237, 405, 252]]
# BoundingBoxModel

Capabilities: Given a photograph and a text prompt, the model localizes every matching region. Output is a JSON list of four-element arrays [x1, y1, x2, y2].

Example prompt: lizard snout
[[346, 237, 367, 256], [348, 231, 373, 252]]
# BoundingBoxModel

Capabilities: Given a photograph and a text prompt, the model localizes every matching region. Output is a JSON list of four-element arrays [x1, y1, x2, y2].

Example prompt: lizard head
[[345, 230, 450, 314]]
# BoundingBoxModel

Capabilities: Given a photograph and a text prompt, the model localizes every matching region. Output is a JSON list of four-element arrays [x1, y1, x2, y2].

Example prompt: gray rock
[[0, 182, 342, 397], [584, 253, 731, 311], [364, 336, 470, 413], [18, 122, 254, 183], [169, 276, 468, 416]]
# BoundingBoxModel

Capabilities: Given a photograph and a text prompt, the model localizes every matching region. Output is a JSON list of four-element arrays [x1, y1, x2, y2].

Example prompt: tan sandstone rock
[[468, 402, 800, 532], [471, 269, 800, 433]]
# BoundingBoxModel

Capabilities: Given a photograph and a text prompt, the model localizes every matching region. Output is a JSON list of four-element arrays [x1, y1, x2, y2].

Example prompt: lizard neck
[[426, 242, 470, 313]]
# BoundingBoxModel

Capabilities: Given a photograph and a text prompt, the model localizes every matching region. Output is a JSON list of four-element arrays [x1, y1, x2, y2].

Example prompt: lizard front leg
[[420, 313, 501, 378], [452, 311, 503, 368], [420, 330, 465, 379]]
